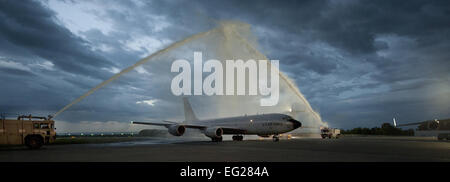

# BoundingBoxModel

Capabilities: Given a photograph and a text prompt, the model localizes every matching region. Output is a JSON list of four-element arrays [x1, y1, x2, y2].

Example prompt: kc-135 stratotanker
[[132, 98, 302, 142]]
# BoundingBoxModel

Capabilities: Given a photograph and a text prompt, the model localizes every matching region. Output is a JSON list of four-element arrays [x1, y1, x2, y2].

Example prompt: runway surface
[[0, 136, 449, 162]]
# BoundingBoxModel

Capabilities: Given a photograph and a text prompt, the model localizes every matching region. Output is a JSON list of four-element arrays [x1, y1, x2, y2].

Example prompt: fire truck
[[0, 114, 56, 149], [320, 127, 341, 139]]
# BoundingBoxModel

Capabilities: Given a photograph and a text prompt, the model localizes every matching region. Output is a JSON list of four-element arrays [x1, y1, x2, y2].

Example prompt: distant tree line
[[342, 123, 414, 136]]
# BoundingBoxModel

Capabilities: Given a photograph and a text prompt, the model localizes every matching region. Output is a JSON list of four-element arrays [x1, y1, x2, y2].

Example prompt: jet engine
[[204, 127, 223, 138], [168, 125, 185, 136]]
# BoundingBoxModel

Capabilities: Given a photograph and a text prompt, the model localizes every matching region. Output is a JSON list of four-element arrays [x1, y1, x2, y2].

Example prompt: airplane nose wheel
[[232, 135, 244, 141], [211, 137, 223, 142], [273, 135, 280, 142]]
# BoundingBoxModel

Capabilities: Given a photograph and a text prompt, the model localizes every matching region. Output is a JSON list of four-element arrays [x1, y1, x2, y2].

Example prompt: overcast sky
[[0, 0, 449, 130]]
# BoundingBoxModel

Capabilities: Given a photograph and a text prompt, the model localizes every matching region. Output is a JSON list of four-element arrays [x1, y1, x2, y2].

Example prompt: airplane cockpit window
[[40, 123, 49, 129]]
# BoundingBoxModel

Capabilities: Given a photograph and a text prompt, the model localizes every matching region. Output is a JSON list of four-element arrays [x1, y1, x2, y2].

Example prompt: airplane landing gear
[[211, 137, 223, 142], [232, 135, 244, 141], [273, 135, 280, 142]]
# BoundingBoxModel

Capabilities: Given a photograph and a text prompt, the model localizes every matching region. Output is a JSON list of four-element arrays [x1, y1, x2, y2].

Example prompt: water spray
[[226, 26, 324, 125], [52, 29, 216, 118], [52, 21, 325, 128]]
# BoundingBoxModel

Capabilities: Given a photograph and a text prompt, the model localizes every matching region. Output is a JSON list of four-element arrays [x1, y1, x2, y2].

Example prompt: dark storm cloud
[[282, 54, 338, 75], [0, 0, 121, 117], [0, 67, 35, 77], [0, 0, 449, 129], [219, 0, 450, 54], [170, 0, 450, 65], [0, 0, 114, 78]]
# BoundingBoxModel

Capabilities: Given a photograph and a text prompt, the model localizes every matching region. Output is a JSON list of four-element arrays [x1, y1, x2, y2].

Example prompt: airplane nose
[[288, 118, 302, 129]]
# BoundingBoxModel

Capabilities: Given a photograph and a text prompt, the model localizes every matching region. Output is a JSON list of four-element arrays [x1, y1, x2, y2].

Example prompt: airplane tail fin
[[183, 97, 198, 122]]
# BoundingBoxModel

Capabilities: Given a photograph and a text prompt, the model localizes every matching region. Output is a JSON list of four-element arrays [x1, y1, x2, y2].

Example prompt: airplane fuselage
[[188, 113, 301, 135], [132, 98, 302, 142]]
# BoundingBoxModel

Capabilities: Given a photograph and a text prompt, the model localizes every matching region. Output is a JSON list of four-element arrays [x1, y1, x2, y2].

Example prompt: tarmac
[[0, 136, 449, 162]]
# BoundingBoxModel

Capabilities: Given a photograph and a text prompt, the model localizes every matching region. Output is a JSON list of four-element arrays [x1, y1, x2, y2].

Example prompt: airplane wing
[[132, 121, 172, 127], [131, 121, 247, 134], [396, 121, 431, 127], [221, 127, 247, 134], [131, 121, 207, 129], [392, 118, 439, 127]]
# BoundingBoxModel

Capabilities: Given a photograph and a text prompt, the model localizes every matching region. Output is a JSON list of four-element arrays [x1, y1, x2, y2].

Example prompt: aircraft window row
[[40, 123, 49, 129], [33, 123, 50, 129], [262, 123, 282, 126]]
